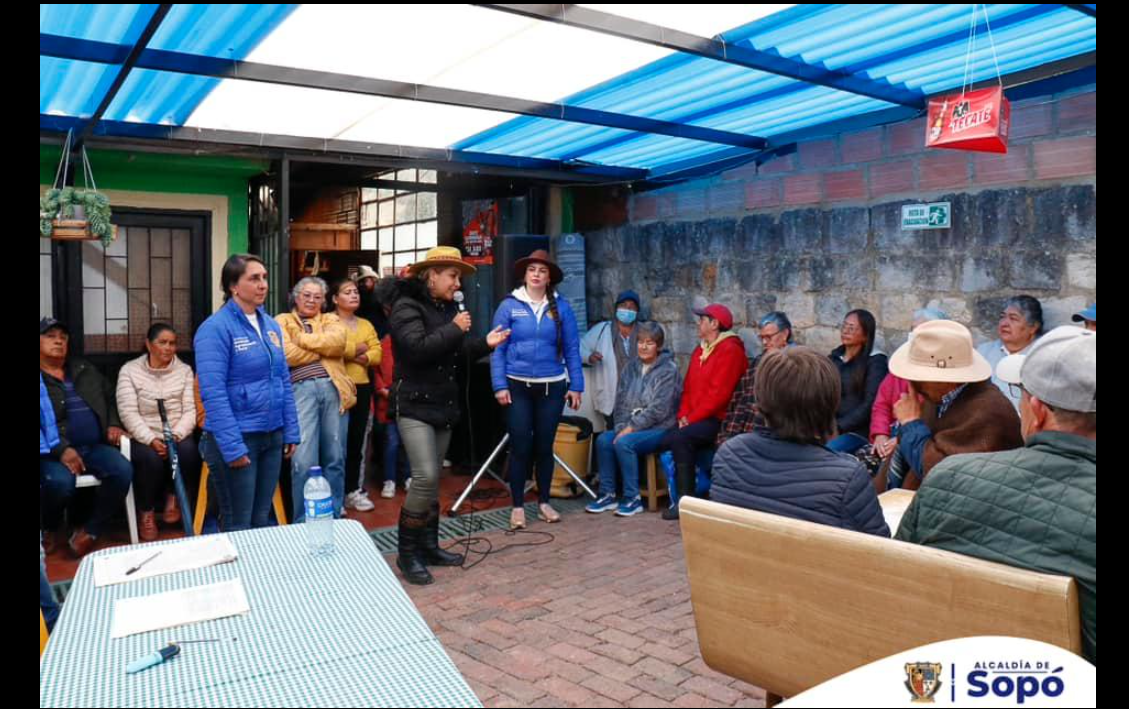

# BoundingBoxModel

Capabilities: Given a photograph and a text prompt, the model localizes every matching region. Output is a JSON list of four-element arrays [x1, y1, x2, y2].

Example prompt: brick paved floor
[[396, 509, 768, 708]]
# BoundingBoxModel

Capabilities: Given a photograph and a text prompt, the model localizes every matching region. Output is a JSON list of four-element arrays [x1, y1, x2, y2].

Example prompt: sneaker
[[381, 480, 396, 499], [346, 489, 375, 512], [615, 496, 644, 517], [585, 494, 618, 514]]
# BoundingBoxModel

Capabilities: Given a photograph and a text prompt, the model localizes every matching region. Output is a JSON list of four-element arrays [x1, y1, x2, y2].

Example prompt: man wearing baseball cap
[[896, 325, 1096, 664], [1072, 302, 1096, 332], [658, 303, 747, 520], [579, 290, 644, 428], [39, 318, 133, 558]]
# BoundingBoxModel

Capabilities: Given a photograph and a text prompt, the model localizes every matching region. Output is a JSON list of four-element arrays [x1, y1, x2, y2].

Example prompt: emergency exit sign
[[902, 202, 951, 230]]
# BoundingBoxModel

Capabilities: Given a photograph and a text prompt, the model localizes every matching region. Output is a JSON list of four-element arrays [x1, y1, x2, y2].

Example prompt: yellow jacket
[[339, 315, 382, 385], [275, 311, 358, 413]]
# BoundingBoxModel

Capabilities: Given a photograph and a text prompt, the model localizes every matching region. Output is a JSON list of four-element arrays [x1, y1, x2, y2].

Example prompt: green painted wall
[[41, 146, 267, 254]]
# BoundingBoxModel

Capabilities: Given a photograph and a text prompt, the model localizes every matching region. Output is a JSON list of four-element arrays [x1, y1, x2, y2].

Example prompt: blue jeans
[[40, 535, 59, 632], [827, 433, 869, 454], [39, 444, 132, 537], [506, 378, 568, 507], [291, 378, 346, 522], [383, 421, 409, 484], [200, 429, 283, 532], [596, 428, 667, 500]]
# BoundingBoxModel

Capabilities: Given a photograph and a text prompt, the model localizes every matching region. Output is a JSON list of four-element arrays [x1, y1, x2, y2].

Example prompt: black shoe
[[396, 508, 434, 585], [663, 463, 697, 521], [422, 502, 464, 566]]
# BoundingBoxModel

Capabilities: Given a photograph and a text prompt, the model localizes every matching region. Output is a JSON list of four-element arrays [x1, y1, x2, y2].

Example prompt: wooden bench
[[639, 454, 670, 512], [679, 497, 1081, 705]]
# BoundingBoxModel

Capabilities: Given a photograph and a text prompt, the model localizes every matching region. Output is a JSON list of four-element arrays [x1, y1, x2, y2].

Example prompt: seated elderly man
[[711, 346, 889, 537], [580, 290, 644, 430], [716, 311, 794, 448], [39, 318, 133, 557], [896, 326, 1096, 664], [658, 304, 747, 521], [885, 320, 1023, 490]]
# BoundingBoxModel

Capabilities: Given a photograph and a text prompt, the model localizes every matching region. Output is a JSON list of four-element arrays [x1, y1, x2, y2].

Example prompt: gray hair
[[636, 320, 665, 349], [758, 311, 795, 343], [912, 307, 948, 326], [292, 277, 328, 307], [1003, 295, 1045, 336]]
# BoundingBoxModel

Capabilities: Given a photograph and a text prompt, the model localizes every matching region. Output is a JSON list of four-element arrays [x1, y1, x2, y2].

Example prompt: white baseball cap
[[996, 326, 1096, 412]]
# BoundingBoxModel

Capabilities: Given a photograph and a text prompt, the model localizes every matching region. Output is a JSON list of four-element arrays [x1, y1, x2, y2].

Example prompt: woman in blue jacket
[[491, 250, 584, 530], [194, 254, 301, 532]]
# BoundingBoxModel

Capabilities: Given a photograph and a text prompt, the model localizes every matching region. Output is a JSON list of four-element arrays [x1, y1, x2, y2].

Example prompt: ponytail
[[546, 290, 564, 360]]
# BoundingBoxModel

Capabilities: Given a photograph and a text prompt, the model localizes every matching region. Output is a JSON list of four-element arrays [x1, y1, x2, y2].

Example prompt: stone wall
[[582, 87, 1096, 365]]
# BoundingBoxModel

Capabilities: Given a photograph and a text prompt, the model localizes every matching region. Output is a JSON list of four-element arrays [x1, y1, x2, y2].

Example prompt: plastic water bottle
[[303, 466, 334, 556]]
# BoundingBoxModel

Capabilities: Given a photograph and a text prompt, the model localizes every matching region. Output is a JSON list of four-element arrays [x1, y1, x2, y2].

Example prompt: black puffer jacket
[[711, 426, 890, 537], [382, 277, 490, 429], [830, 346, 888, 438]]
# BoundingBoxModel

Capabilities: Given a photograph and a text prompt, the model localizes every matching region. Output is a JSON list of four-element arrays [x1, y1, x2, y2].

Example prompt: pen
[[126, 643, 180, 674], [125, 551, 162, 576]]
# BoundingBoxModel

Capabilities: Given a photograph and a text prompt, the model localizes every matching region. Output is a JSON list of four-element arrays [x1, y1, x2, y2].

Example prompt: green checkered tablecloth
[[40, 521, 482, 708]]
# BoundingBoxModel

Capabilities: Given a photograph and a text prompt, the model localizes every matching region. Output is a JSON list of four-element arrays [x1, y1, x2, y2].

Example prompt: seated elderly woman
[[710, 346, 889, 537], [586, 321, 682, 517]]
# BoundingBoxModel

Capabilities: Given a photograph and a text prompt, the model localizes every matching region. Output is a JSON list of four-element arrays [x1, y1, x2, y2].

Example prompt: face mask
[[616, 309, 638, 325]]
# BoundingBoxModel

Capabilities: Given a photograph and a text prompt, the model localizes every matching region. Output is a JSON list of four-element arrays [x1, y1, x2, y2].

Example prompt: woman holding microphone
[[387, 247, 510, 585], [491, 250, 584, 531]]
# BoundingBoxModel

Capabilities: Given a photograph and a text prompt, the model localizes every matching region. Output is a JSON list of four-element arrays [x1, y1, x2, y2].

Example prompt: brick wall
[[584, 86, 1096, 361]]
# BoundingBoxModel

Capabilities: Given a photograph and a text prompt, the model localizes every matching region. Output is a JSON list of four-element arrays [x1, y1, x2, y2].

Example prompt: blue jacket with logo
[[490, 290, 584, 393], [193, 298, 301, 464]]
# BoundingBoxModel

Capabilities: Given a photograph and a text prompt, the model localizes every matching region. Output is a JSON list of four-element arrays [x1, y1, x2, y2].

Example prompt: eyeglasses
[[840, 324, 861, 334], [1008, 382, 1027, 400], [298, 293, 325, 302], [758, 329, 782, 344]]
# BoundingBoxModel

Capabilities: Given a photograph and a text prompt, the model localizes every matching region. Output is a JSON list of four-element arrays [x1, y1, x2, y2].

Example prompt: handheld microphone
[[453, 290, 466, 312]]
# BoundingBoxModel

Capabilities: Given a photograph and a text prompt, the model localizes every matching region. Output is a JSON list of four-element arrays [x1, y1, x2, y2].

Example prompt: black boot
[[662, 463, 696, 521], [396, 508, 433, 585], [423, 502, 464, 566]]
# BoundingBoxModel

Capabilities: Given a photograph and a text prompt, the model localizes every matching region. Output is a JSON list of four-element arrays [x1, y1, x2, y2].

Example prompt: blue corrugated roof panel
[[40, 4, 1095, 177], [39, 4, 297, 123], [454, 3, 1095, 174]]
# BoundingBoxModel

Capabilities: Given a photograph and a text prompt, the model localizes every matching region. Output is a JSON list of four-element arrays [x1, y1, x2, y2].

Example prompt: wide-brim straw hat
[[513, 249, 564, 285], [406, 246, 477, 277], [888, 320, 993, 383]]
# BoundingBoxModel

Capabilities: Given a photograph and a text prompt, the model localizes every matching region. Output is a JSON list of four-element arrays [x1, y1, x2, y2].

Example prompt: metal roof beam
[[474, 4, 926, 108], [40, 33, 766, 150], [41, 114, 649, 183], [73, 4, 173, 150], [1063, 5, 1097, 18]]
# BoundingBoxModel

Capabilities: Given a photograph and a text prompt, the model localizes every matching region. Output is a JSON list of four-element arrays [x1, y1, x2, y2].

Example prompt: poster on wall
[[462, 200, 499, 265]]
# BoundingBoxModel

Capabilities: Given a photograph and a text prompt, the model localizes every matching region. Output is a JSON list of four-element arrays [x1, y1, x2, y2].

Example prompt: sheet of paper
[[111, 578, 250, 639], [94, 535, 239, 587]]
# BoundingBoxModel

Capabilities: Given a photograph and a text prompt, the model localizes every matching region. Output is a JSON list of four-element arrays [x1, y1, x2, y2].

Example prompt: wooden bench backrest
[[679, 497, 1081, 698]]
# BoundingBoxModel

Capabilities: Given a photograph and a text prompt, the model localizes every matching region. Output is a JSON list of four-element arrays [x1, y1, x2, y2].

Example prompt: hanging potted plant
[[39, 132, 116, 247]]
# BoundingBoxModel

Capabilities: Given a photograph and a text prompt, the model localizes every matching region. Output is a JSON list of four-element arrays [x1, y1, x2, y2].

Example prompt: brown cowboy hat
[[513, 249, 563, 285], [406, 246, 477, 277]]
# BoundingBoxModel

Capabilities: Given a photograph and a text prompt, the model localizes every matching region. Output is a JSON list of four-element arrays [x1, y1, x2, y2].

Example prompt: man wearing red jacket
[[660, 304, 748, 520]]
